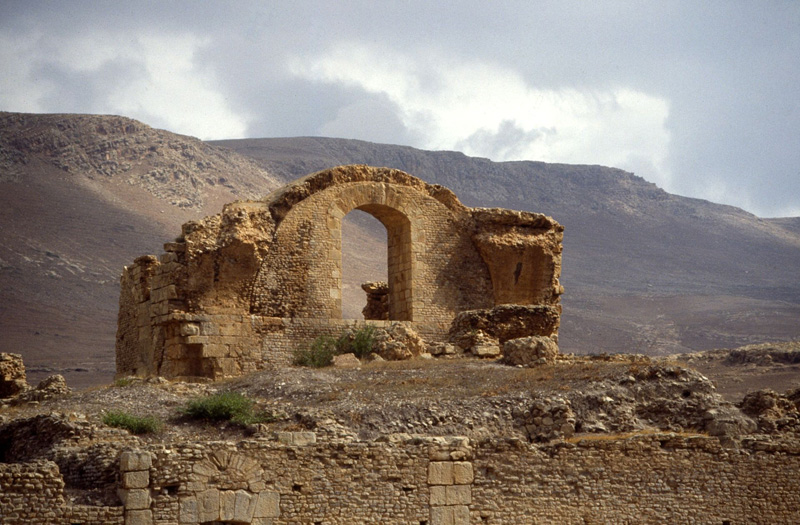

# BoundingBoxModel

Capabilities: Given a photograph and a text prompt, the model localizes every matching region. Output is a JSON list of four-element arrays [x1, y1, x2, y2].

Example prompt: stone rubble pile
[[0, 353, 28, 398], [372, 324, 427, 361], [0, 352, 72, 408], [502, 335, 559, 366], [514, 396, 577, 442], [739, 388, 800, 434]]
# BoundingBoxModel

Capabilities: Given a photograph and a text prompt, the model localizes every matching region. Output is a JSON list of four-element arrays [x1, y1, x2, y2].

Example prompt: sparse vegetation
[[337, 325, 377, 359], [293, 335, 339, 367], [181, 391, 274, 426], [113, 377, 135, 387], [293, 326, 377, 367], [102, 410, 161, 434]]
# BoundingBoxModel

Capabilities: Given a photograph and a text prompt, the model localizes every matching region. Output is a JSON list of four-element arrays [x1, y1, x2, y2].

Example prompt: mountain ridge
[[0, 112, 798, 387]]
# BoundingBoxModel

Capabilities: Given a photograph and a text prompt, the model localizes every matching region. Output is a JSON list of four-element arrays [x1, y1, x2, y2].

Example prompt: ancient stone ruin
[[116, 165, 564, 379]]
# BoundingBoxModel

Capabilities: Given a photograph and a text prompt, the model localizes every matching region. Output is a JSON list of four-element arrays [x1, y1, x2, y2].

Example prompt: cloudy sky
[[1, 1, 798, 217]]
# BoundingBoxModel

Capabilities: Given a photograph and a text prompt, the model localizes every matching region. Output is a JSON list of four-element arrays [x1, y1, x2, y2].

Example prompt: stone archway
[[329, 195, 415, 321]]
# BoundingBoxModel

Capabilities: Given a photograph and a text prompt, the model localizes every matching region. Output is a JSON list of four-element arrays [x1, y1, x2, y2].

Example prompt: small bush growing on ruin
[[293, 335, 338, 368], [103, 410, 161, 434], [294, 326, 377, 367], [181, 391, 273, 426], [113, 377, 135, 387], [337, 325, 376, 359]]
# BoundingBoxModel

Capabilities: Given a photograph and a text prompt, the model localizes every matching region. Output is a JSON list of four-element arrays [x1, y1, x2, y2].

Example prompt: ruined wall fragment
[[116, 165, 565, 380]]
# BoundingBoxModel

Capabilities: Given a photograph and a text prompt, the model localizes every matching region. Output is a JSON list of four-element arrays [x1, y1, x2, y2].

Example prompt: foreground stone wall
[[4, 434, 798, 524], [0, 460, 123, 525], [116, 165, 564, 380]]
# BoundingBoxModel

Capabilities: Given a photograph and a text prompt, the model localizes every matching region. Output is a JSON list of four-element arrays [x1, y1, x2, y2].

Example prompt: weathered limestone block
[[428, 342, 457, 356], [502, 335, 559, 366], [253, 491, 281, 518], [219, 490, 234, 521], [452, 462, 474, 484], [122, 470, 149, 489], [125, 509, 153, 525], [332, 352, 361, 368], [180, 323, 200, 336], [276, 431, 316, 446], [453, 329, 501, 358], [197, 488, 220, 522], [234, 489, 257, 522], [179, 497, 198, 523], [374, 323, 426, 361], [452, 505, 471, 524], [449, 304, 560, 346], [120, 451, 152, 471], [119, 488, 151, 510], [446, 484, 472, 505], [376, 340, 412, 361], [0, 352, 28, 397], [220, 490, 245, 521], [428, 437, 473, 461], [431, 504, 470, 525], [428, 462, 454, 485], [430, 485, 447, 505]]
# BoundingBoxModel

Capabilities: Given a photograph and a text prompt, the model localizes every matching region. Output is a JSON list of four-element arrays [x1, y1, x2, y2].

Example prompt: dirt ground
[[5, 341, 799, 445]]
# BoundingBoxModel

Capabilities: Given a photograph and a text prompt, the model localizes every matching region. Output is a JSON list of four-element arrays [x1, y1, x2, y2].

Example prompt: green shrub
[[294, 326, 377, 367], [337, 325, 376, 359], [102, 410, 161, 434], [181, 391, 274, 426], [293, 335, 338, 368]]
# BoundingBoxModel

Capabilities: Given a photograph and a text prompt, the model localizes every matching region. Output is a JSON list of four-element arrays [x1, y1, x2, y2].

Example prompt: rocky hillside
[[1, 113, 798, 387], [0, 113, 281, 387]]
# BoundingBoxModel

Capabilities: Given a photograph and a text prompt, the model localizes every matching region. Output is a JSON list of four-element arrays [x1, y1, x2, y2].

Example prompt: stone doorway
[[336, 203, 414, 321], [340, 209, 388, 319]]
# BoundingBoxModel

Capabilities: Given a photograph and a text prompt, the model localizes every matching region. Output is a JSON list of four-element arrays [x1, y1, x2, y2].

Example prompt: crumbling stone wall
[[0, 354, 28, 398], [0, 459, 124, 525], [3, 434, 800, 524], [0, 460, 65, 524], [109, 434, 800, 525], [116, 165, 564, 380]]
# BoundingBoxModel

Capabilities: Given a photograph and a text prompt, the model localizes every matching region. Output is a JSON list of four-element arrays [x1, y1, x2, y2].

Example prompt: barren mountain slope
[[0, 113, 282, 387], [1, 113, 797, 390], [212, 137, 800, 355]]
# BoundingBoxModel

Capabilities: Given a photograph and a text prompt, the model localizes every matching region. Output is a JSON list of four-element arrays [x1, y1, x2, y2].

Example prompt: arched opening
[[338, 204, 414, 321], [341, 209, 387, 319]]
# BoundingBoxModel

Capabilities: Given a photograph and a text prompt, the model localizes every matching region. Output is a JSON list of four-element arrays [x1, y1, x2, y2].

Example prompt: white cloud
[[1, 31, 247, 140], [0, 32, 49, 113], [108, 35, 249, 140], [289, 43, 671, 187]]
